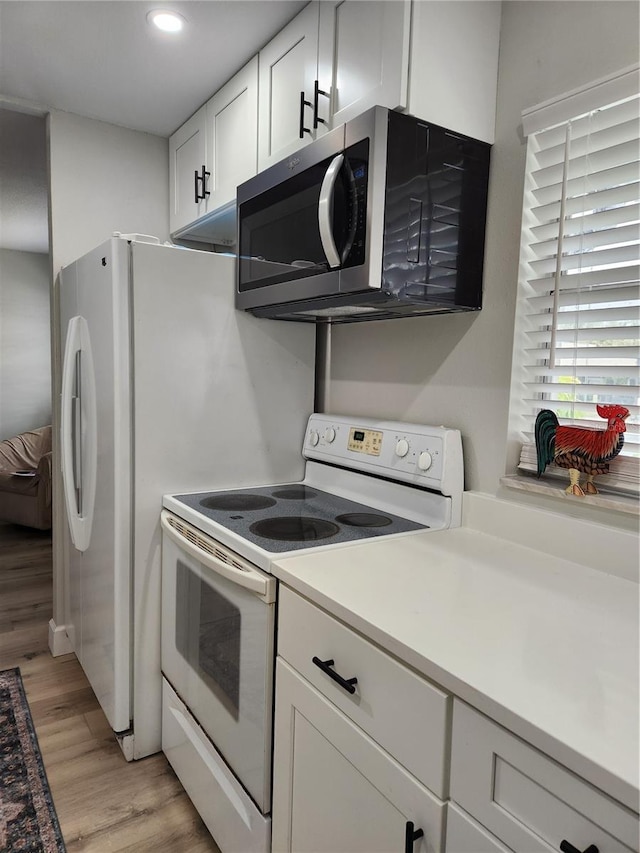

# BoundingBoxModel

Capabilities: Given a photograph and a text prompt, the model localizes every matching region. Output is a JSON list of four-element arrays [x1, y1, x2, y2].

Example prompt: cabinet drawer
[[277, 586, 450, 797], [450, 700, 639, 853]]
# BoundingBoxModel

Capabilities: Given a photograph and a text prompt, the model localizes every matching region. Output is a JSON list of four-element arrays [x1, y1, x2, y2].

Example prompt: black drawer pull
[[312, 656, 357, 694], [560, 843, 599, 853], [405, 820, 424, 852]]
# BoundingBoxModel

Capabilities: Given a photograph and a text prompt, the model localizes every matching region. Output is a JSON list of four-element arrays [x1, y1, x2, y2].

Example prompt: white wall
[[324, 1, 639, 504], [48, 109, 169, 273], [0, 248, 51, 439], [47, 109, 169, 646]]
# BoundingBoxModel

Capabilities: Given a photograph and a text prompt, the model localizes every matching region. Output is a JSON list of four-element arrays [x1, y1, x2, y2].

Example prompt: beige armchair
[[0, 425, 52, 530]]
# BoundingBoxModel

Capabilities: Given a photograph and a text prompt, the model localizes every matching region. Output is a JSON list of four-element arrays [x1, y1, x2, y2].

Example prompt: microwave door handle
[[318, 154, 344, 268]]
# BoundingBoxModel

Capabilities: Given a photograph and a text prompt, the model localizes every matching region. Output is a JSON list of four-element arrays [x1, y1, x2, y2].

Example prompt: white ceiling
[[0, 0, 307, 254]]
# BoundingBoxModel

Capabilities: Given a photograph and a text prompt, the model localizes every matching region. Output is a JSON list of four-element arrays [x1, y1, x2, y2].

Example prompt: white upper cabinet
[[317, 0, 410, 130], [205, 56, 258, 217], [169, 1, 501, 240], [169, 104, 207, 236], [169, 57, 258, 239], [257, 0, 410, 171], [407, 1, 501, 144], [257, 3, 321, 171]]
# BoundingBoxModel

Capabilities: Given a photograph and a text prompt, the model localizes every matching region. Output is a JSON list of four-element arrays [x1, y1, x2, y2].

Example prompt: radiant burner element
[[271, 485, 318, 500], [335, 512, 392, 527], [200, 494, 277, 511], [250, 517, 340, 542]]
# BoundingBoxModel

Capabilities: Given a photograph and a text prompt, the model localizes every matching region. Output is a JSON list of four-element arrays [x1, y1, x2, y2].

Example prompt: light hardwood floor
[[0, 521, 221, 853]]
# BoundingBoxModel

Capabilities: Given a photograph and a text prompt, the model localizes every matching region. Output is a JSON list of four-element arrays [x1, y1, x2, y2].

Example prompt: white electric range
[[160, 413, 463, 853]]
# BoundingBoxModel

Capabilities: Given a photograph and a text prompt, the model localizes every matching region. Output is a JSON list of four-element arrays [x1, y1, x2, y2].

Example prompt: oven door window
[[238, 141, 368, 292], [176, 560, 241, 719], [161, 532, 275, 813]]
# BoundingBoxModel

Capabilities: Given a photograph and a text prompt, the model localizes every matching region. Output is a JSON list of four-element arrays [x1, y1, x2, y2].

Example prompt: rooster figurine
[[535, 404, 629, 497]]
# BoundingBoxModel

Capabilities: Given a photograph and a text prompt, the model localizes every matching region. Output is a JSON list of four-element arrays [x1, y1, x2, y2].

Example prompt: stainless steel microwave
[[236, 107, 491, 324]]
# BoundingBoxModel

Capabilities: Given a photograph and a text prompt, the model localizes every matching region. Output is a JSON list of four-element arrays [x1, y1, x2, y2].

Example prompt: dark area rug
[[0, 668, 66, 852]]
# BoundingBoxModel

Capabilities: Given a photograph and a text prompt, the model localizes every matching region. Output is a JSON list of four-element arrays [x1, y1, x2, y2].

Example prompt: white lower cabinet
[[272, 658, 445, 853], [449, 701, 639, 853], [273, 590, 639, 853], [446, 804, 512, 853]]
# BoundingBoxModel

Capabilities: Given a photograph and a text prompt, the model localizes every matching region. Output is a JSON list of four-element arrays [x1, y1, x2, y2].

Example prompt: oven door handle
[[318, 153, 344, 269], [161, 511, 275, 602]]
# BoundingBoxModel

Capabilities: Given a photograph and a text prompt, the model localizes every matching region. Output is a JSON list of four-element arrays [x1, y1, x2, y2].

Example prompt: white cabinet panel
[[446, 804, 513, 853], [205, 56, 258, 214], [258, 2, 320, 171], [407, 1, 500, 143], [258, 0, 410, 172], [278, 584, 450, 798], [450, 700, 639, 853], [170, 58, 258, 242], [318, 0, 410, 129], [272, 658, 445, 853], [169, 105, 207, 235]]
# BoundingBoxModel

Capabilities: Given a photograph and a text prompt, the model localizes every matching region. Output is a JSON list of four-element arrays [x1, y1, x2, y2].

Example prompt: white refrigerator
[[58, 234, 315, 760]]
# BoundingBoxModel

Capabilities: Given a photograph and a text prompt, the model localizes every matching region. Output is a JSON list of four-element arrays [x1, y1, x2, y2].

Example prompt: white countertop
[[271, 525, 640, 812]]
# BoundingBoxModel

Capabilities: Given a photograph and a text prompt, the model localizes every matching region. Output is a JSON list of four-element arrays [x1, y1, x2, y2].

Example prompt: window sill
[[500, 475, 639, 517]]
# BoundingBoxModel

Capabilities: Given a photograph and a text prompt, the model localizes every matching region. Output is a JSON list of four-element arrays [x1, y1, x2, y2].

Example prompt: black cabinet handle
[[560, 844, 599, 853], [405, 821, 424, 852], [194, 169, 200, 204], [200, 165, 210, 199], [194, 165, 211, 203], [313, 80, 329, 129], [299, 91, 312, 138], [312, 656, 357, 694]]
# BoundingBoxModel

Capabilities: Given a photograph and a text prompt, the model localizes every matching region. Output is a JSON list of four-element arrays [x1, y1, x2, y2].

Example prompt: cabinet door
[[169, 105, 207, 235], [317, 0, 410, 130], [272, 658, 445, 853], [258, 2, 320, 171], [204, 56, 258, 214], [406, 1, 500, 143], [450, 701, 638, 853], [446, 804, 513, 853]]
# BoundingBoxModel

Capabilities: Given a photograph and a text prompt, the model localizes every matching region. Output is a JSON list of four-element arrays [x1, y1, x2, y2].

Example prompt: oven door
[[236, 127, 370, 312], [161, 510, 276, 813]]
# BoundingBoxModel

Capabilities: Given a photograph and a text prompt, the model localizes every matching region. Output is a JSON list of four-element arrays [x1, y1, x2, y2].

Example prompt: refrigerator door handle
[[71, 350, 83, 515], [61, 315, 98, 552]]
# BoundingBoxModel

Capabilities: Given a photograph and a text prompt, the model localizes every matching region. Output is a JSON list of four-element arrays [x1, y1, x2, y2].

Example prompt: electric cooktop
[[169, 483, 426, 554], [163, 414, 464, 570]]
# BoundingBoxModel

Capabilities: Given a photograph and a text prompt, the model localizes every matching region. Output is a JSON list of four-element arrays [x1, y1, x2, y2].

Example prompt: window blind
[[511, 78, 640, 495]]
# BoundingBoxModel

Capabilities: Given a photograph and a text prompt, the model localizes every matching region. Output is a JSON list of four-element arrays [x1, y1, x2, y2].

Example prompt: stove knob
[[324, 427, 336, 443], [418, 451, 433, 471], [309, 430, 320, 447], [395, 439, 409, 458]]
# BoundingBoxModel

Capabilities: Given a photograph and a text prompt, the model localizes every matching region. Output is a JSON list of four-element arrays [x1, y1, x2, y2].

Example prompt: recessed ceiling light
[[147, 9, 186, 33]]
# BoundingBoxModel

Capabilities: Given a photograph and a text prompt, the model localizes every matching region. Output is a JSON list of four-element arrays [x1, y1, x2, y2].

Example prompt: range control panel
[[347, 427, 383, 456], [304, 414, 463, 498]]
